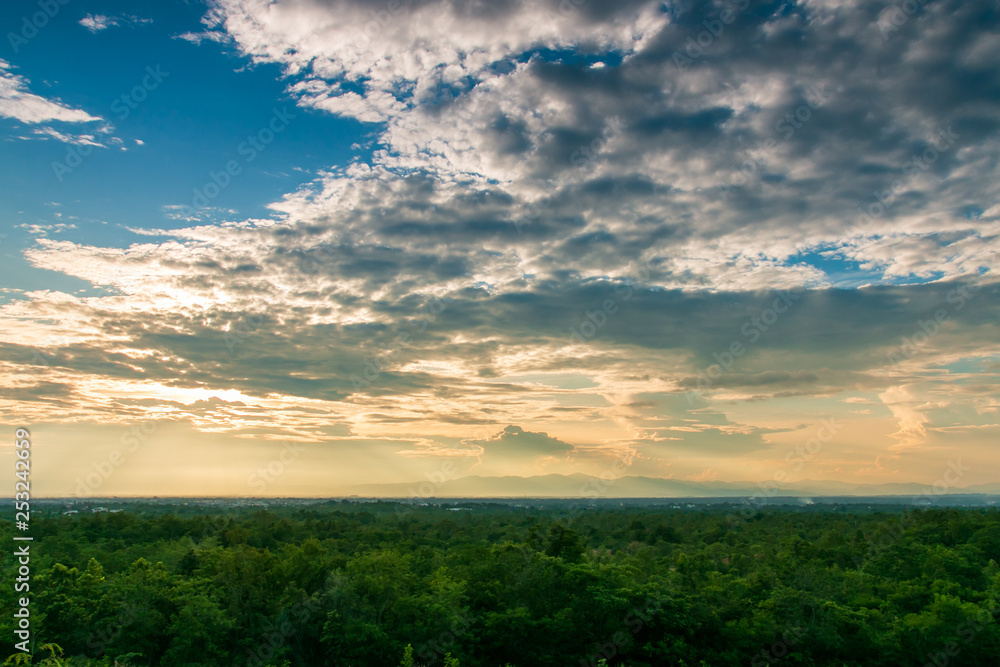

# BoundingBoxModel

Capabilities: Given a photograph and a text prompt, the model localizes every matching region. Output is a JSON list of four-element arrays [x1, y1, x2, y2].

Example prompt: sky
[[1, 0, 998, 498]]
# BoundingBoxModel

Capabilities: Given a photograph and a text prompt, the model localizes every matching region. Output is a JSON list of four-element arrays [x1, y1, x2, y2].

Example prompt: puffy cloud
[[189, 0, 1000, 290], [79, 14, 117, 32]]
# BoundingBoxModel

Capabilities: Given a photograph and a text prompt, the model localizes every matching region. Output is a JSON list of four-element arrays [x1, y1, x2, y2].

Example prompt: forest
[[3, 500, 999, 666]]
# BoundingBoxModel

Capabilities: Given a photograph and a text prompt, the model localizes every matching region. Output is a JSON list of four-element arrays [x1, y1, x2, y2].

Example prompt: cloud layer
[[4, 0, 1000, 494]]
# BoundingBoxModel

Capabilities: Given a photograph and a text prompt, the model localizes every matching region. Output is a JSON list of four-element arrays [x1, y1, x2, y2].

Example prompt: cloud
[[79, 14, 152, 33], [3, 217, 998, 483], [79, 14, 116, 32], [5, 223, 997, 431], [455, 424, 577, 475], [0, 60, 102, 125], [29, 125, 120, 148], [473, 425, 575, 455], [206, 0, 666, 122], [5, 0, 1000, 488], [17, 223, 77, 237], [186, 0, 1000, 291], [174, 31, 230, 45]]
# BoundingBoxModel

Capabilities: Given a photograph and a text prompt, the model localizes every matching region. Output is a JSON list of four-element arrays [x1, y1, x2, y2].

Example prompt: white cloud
[[191, 0, 1000, 291], [30, 126, 106, 147], [0, 60, 102, 125], [174, 30, 230, 45], [17, 223, 77, 237], [79, 14, 117, 32], [208, 0, 668, 124], [79, 14, 153, 33]]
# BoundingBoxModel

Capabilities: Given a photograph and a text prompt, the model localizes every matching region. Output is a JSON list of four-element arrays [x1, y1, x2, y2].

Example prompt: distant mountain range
[[344, 473, 1000, 499]]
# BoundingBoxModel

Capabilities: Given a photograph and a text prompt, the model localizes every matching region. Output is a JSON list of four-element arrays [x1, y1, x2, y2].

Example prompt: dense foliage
[[4, 502, 1000, 666]]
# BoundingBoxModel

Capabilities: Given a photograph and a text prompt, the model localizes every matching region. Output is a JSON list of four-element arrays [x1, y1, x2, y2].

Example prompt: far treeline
[[3, 501, 999, 666]]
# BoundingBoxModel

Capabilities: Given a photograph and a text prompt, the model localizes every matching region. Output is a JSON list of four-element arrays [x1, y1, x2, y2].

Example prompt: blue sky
[[1, 0, 999, 497], [1, 0, 362, 295]]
